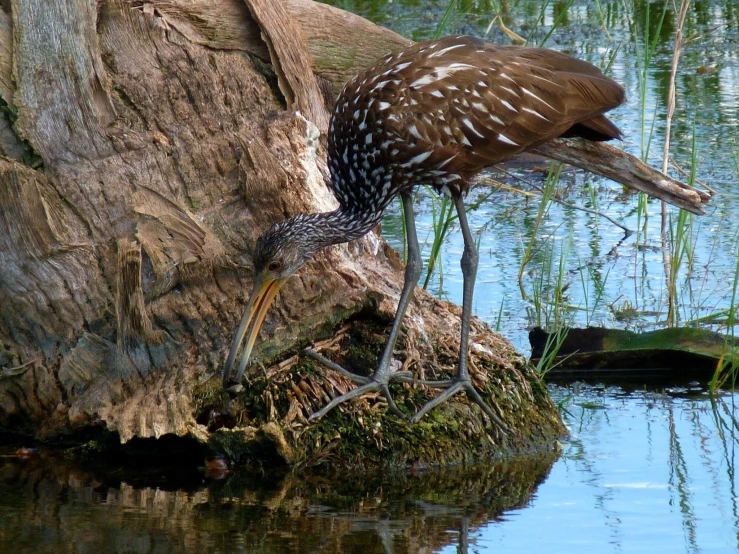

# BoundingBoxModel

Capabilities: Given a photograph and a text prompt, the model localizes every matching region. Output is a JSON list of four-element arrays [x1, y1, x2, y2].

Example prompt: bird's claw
[[308, 381, 408, 422], [303, 350, 508, 433], [304, 349, 410, 422], [303, 349, 372, 385], [410, 377, 509, 434]]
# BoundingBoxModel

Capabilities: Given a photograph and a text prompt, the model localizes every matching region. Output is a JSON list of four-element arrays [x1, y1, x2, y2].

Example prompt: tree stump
[[0, 0, 564, 468]]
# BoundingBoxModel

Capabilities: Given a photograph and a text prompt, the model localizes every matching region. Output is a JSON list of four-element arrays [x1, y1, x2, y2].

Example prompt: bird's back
[[328, 35, 625, 213]]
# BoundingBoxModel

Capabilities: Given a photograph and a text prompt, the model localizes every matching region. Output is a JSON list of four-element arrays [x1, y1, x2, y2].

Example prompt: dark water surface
[[1, 385, 736, 553]]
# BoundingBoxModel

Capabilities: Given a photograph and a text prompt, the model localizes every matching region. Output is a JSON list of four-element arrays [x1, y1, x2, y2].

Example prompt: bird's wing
[[389, 36, 625, 175]]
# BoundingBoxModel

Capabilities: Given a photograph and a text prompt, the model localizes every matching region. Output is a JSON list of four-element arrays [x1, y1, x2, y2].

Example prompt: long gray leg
[[410, 194, 508, 431], [374, 190, 423, 382], [307, 190, 422, 420]]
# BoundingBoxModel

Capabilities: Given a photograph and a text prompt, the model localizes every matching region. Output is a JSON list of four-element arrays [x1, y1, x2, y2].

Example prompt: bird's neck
[[305, 207, 383, 251]]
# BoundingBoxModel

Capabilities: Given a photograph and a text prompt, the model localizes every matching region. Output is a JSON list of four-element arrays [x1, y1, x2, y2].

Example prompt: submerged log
[[530, 326, 736, 385], [0, 0, 564, 465]]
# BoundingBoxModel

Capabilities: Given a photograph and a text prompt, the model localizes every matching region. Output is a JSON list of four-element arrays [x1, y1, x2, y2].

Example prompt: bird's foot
[[304, 349, 415, 422], [410, 377, 509, 433]]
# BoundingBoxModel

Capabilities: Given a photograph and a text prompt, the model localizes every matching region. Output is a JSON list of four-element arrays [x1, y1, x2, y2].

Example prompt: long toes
[[303, 349, 371, 385], [304, 349, 413, 422], [409, 380, 509, 432], [308, 381, 381, 421], [409, 382, 464, 424], [381, 385, 410, 422], [461, 383, 509, 434]]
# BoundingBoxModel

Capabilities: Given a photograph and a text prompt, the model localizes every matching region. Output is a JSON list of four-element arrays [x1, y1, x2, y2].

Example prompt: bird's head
[[252, 215, 320, 281], [222, 215, 324, 390]]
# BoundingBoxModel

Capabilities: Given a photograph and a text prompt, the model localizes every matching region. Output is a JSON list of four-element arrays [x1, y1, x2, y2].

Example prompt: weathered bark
[[135, 0, 412, 102], [0, 0, 563, 465]]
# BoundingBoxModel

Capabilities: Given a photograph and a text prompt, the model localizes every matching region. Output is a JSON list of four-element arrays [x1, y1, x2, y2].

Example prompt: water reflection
[[0, 447, 557, 553], [2, 388, 736, 552], [447, 386, 738, 553]]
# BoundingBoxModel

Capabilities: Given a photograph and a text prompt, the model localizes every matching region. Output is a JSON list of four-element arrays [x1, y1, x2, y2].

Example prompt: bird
[[222, 35, 691, 428]]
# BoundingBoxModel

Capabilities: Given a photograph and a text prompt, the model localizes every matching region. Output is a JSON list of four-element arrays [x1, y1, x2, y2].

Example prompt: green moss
[[198, 318, 564, 470]]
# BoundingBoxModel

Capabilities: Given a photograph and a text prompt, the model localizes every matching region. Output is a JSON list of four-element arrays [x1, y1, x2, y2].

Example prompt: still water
[[357, 1, 739, 549], [466, 385, 738, 553], [1, 385, 736, 553], [2, 1, 738, 553]]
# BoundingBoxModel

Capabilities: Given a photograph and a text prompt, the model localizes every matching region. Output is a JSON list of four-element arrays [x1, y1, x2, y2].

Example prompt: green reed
[[518, 162, 562, 301], [624, 0, 670, 163], [710, 242, 739, 391], [528, 228, 574, 374]]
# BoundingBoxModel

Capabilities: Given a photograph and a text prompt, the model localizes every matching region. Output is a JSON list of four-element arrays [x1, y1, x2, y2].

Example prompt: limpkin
[[223, 35, 699, 427]]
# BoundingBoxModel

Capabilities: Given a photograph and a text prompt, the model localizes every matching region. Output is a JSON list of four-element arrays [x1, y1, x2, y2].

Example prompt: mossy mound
[[198, 318, 565, 470]]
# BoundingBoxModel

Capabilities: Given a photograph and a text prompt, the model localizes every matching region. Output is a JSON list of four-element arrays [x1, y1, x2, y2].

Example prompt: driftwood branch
[[532, 138, 711, 215]]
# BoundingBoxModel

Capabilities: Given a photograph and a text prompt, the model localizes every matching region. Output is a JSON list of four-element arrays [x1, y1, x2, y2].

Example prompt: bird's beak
[[223, 276, 285, 390]]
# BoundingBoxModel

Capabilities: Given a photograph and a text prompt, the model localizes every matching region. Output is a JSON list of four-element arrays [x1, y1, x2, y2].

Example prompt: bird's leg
[[410, 195, 508, 432], [371, 191, 424, 383], [307, 191, 422, 421]]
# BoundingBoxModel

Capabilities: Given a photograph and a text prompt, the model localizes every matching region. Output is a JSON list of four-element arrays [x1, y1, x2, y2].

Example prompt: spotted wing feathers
[[329, 35, 626, 203], [392, 36, 625, 176]]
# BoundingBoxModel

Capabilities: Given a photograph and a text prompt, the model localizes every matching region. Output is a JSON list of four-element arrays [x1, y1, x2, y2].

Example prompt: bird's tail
[[561, 115, 622, 142]]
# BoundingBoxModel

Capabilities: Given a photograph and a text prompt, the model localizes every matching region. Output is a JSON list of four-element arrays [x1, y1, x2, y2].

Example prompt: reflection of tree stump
[[0, 446, 559, 551], [0, 0, 564, 463]]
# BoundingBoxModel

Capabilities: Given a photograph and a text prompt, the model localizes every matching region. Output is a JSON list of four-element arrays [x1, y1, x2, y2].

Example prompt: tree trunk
[[0, 0, 564, 466]]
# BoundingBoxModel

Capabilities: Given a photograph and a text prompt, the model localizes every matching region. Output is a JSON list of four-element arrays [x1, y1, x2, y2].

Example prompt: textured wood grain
[[0, 9, 13, 107], [116, 238, 165, 349], [243, 0, 330, 131], [120, 0, 411, 101], [0, 10, 33, 162], [0, 159, 96, 352], [283, 0, 412, 99], [11, 0, 116, 164]]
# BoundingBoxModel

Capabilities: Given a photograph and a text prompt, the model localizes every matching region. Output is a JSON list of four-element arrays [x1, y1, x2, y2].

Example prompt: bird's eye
[[267, 260, 282, 272]]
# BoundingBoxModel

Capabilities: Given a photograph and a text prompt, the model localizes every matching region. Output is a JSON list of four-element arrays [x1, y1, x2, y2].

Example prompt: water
[[449, 385, 739, 553], [342, 2, 739, 548], [1, 385, 736, 553], [326, 1, 739, 552], [3, 1, 739, 553]]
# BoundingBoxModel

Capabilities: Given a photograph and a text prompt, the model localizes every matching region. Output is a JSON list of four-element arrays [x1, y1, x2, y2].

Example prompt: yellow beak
[[223, 276, 285, 389]]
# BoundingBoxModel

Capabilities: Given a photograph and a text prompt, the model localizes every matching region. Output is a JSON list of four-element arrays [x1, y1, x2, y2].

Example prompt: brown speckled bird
[[223, 35, 629, 428]]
